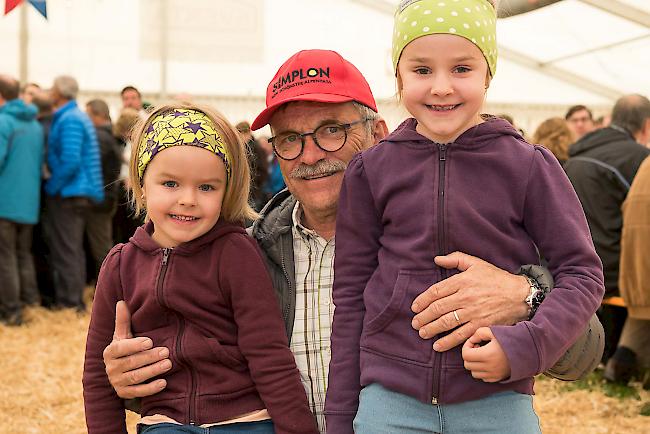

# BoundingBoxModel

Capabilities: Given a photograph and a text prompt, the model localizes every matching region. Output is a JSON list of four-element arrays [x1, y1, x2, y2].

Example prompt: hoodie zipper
[[432, 143, 449, 404], [154, 248, 198, 425]]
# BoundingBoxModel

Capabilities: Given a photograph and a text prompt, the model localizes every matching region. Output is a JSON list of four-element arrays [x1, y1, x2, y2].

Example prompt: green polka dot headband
[[393, 0, 497, 77]]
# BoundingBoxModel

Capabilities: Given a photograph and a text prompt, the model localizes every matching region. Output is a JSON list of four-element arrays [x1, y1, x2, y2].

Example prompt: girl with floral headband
[[325, 1, 603, 432], [82, 103, 318, 434]]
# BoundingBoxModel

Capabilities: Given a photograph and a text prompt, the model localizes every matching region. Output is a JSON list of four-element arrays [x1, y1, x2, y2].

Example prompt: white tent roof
[[1, 0, 648, 129]]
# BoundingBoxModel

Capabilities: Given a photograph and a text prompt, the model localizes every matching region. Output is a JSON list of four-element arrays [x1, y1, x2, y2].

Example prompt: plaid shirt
[[290, 202, 335, 433]]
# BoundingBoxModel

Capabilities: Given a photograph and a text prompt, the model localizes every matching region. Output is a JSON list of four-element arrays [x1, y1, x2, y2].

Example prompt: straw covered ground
[[1, 305, 649, 434]]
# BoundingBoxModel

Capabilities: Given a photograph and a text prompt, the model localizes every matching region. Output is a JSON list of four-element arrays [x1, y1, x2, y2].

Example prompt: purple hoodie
[[325, 117, 604, 433]]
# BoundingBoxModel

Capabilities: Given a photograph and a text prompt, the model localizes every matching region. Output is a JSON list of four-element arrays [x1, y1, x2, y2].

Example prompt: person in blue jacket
[[0, 74, 44, 325], [44, 75, 104, 311]]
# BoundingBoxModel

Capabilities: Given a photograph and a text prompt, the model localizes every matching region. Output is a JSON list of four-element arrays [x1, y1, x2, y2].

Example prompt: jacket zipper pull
[[439, 143, 447, 161], [162, 248, 171, 265]]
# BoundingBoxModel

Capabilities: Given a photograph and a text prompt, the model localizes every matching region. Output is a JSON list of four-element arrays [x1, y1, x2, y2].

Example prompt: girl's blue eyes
[[413, 66, 472, 74], [161, 181, 214, 191]]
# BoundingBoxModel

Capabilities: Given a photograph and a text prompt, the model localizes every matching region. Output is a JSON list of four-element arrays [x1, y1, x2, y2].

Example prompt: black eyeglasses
[[268, 118, 370, 161]]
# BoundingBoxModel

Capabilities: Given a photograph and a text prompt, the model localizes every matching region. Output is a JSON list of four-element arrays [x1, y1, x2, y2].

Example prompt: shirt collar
[[292, 201, 331, 243]]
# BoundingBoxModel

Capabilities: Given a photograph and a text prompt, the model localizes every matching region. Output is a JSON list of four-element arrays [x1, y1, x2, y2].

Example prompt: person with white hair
[[44, 75, 104, 311]]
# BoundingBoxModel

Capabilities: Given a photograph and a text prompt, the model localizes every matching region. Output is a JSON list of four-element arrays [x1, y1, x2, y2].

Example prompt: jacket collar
[[382, 116, 522, 149], [130, 218, 246, 255], [53, 100, 78, 121]]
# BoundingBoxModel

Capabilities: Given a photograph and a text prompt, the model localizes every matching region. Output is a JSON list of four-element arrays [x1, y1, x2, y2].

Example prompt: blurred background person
[[532, 117, 574, 165], [0, 74, 44, 325], [610, 156, 650, 387], [44, 75, 104, 311], [259, 133, 286, 199], [564, 94, 650, 364], [120, 85, 149, 114], [236, 120, 268, 212], [111, 107, 142, 244], [20, 82, 41, 105], [29, 88, 57, 308], [85, 99, 122, 281], [565, 104, 595, 142]]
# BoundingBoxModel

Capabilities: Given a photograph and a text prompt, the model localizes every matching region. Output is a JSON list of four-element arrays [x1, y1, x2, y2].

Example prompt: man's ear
[[372, 118, 389, 144], [636, 118, 650, 147]]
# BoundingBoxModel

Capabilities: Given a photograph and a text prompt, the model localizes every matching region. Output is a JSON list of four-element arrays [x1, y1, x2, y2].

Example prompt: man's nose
[[300, 134, 327, 165]]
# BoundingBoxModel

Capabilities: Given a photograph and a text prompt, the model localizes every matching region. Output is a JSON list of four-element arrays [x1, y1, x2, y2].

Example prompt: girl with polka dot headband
[[325, 0, 604, 432]]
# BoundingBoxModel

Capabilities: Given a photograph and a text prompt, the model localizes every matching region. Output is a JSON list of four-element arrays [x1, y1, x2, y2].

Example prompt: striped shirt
[[290, 202, 335, 434]]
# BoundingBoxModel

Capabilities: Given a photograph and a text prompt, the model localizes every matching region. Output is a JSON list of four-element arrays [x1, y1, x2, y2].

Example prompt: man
[[0, 74, 44, 325], [120, 85, 146, 113], [44, 75, 104, 310], [565, 104, 596, 141], [103, 50, 603, 432], [85, 99, 123, 278], [607, 156, 650, 385], [564, 94, 650, 364], [20, 82, 41, 105]]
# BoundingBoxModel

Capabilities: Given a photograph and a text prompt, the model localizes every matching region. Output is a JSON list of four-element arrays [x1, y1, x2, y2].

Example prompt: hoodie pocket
[[362, 268, 440, 363], [203, 337, 247, 372]]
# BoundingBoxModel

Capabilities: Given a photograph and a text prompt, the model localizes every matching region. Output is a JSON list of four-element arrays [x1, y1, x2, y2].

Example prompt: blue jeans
[[138, 421, 275, 434], [353, 383, 541, 434]]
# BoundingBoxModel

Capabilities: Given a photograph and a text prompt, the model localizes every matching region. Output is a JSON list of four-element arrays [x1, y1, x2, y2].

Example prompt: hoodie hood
[[383, 116, 523, 149], [130, 218, 246, 255], [0, 99, 38, 121], [568, 126, 632, 157]]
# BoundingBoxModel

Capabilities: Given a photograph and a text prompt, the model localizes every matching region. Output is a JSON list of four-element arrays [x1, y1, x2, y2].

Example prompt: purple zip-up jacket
[[325, 117, 604, 433]]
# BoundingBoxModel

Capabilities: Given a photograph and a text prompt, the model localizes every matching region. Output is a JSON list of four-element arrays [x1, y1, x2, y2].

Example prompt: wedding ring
[[453, 310, 461, 324]]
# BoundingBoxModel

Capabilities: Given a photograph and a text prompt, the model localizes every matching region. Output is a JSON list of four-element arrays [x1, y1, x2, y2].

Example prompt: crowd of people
[[1, 0, 649, 432], [0, 76, 286, 327]]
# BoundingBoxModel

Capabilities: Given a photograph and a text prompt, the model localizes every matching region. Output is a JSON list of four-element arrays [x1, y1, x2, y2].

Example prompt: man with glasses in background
[[102, 50, 603, 433]]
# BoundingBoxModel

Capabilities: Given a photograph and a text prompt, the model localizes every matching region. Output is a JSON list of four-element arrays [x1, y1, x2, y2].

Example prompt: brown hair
[[113, 108, 140, 140], [532, 117, 574, 162], [128, 102, 257, 224]]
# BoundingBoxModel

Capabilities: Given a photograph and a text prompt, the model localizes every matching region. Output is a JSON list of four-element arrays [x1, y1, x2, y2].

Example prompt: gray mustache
[[290, 159, 348, 179]]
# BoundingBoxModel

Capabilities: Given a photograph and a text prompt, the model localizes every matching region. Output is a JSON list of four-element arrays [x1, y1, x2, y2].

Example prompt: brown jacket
[[620, 157, 650, 319], [83, 220, 317, 434]]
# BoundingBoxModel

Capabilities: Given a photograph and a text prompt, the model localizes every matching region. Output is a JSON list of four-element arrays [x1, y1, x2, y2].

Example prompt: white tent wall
[[0, 0, 645, 133]]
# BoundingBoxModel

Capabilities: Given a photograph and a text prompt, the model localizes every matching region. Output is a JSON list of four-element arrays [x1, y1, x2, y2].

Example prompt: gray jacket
[[248, 190, 603, 380]]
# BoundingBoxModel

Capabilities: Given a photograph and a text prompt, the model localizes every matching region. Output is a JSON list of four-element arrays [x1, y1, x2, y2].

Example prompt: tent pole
[[578, 0, 650, 29], [19, 2, 28, 84]]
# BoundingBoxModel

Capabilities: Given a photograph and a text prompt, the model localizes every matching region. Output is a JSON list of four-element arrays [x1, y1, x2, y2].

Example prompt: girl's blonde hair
[[128, 102, 257, 224], [532, 117, 575, 163]]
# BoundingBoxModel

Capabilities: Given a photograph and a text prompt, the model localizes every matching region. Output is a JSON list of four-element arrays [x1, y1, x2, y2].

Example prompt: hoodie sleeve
[[82, 245, 128, 434], [219, 234, 318, 434], [325, 153, 382, 434], [491, 146, 605, 382]]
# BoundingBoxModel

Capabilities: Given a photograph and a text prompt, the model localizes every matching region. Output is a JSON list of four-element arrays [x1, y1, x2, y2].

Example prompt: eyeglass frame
[[268, 118, 371, 161]]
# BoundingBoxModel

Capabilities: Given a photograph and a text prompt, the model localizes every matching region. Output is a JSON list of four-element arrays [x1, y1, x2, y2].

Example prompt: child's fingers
[[462, 327, 494, 362]]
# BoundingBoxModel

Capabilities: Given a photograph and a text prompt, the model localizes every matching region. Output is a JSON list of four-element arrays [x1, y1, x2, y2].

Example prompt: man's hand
[[462, 327, 511, 383], [103, 301, 172, 399], [411, 251, 530, 352]]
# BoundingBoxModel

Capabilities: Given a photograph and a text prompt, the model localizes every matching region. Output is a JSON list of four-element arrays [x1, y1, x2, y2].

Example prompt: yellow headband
[[137, 108, 232, 180]]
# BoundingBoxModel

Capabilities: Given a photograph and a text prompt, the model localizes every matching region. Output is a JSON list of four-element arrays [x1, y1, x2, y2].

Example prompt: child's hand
[[462, 327, 511, 383]]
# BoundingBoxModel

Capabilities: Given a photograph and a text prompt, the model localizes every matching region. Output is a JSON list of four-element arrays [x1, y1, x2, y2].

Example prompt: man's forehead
[[269, 101, 357, 131]]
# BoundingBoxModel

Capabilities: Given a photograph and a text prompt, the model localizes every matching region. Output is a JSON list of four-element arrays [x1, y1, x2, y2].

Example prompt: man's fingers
[[112, 358, 172, 391], [103, 337, 154, 361], [118, 379, 168, 400], [113, 301, 133, 340], [412, 277, 462, 314], [105, 346, 169, 379], [434, 251, 484, 272], [427, 321, 475, 352]]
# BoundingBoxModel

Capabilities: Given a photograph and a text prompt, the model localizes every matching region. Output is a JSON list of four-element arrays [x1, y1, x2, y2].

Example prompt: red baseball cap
[[251, 49, 378, 131]]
